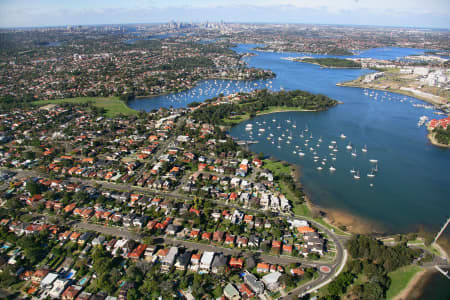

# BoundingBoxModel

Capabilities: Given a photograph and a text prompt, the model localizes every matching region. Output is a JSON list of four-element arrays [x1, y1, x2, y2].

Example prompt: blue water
[[129, 44, 449, 233], [63, 271, 74, 279]]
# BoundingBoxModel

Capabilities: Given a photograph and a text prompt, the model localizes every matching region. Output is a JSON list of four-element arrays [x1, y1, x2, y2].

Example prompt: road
[[4, 163, 348, 299], [74, 221, 335, 268]]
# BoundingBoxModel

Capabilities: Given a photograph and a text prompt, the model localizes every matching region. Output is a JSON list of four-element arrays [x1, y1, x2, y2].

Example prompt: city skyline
[[0, 0, 449, 28]]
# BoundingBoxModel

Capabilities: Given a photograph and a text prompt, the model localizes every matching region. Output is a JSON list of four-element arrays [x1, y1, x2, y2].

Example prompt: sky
[[0, 0, 449, 28]]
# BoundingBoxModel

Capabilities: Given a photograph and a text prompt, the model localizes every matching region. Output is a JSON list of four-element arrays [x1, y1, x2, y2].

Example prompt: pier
[[433, 217, 450, 244], [434, 265, 450, 280], [236, 140, 259, 146]]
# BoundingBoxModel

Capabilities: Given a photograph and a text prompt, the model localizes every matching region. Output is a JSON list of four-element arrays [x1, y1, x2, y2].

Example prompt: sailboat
[[353, 170, 360, 180], [346, 142, 352, 150], [367, 169, 375, 178], [373, 164, 378, 173], [362, 145, 368, 153], [351, 149, 357, 157], [329, 166, 336, 172], [350, 168, 356, 174]]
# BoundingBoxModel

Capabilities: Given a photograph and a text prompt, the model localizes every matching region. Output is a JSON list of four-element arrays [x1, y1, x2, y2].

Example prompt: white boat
[[369, 159, 378, 163], [353, 170, 360, 180], [317, 166, 323, 170], [351, 149, 357, 157], [331, 140, 337, 144], [362, 145, 368, 152], [373, 164, 378, 172], [367, 170, 375, 178], [328, 145, 334, 149], [259, 128, 265, 132], [332, 157, 336, 160], [346, 142, 352, 150], [292, 151, 297, 154], [350, 168, 356, 174], [299, 152, 305, 156], [329, 166, 336, 172], [333, 148, 338, 152], [340, 133, 346, 139]]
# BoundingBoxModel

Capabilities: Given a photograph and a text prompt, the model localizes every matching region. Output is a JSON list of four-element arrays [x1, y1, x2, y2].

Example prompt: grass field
[[386, 265, 423, 300], [262, 159, 292, 177], [33, 96, 139, 117], [222, 106, 315, 126]]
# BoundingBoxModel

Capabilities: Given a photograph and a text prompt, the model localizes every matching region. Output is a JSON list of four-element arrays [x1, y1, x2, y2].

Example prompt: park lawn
[[313, 217, 349, 236], [222, 106, 313, 126], [293, 203, 311, 217], [262, 159, 292, 177], [386, 265, 423, 300], [33, 96, 139, 117], [222, 113, 250, 125], [256, 106, 315, 114]]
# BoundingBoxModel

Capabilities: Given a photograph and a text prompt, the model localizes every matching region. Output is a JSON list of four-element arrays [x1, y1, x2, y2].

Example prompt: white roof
[[40, 272, 58, 287], [114, 239, 128, 248], [289, 219, 309, 228], [200, 251, 215, 265], [262, 271, 282, 285]]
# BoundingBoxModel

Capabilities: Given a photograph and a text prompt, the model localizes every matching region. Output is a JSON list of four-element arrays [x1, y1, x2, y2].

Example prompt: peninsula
[[290, 57, 362, 69]]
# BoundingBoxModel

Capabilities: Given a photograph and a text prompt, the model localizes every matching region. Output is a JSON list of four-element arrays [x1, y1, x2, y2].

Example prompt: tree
[[127, 288, 140, 300], [26, 180, 43, 195]]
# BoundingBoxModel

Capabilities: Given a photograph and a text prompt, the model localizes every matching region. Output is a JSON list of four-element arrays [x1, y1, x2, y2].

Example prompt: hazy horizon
[[0, 0, 449, 29]]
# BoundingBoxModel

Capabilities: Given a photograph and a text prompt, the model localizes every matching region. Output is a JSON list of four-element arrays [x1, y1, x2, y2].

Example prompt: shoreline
[[289, 159, 383, 235], [427, 132, 450, 148], [289, 59, 362, 69], [305, 192, 385, 235], [392, 268, 428, 300], [132, 74, 276, 101], [336, 81, 448, 107]]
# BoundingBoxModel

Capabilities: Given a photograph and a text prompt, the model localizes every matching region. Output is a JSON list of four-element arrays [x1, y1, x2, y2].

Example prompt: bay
[[128, 44, 450, 234]]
